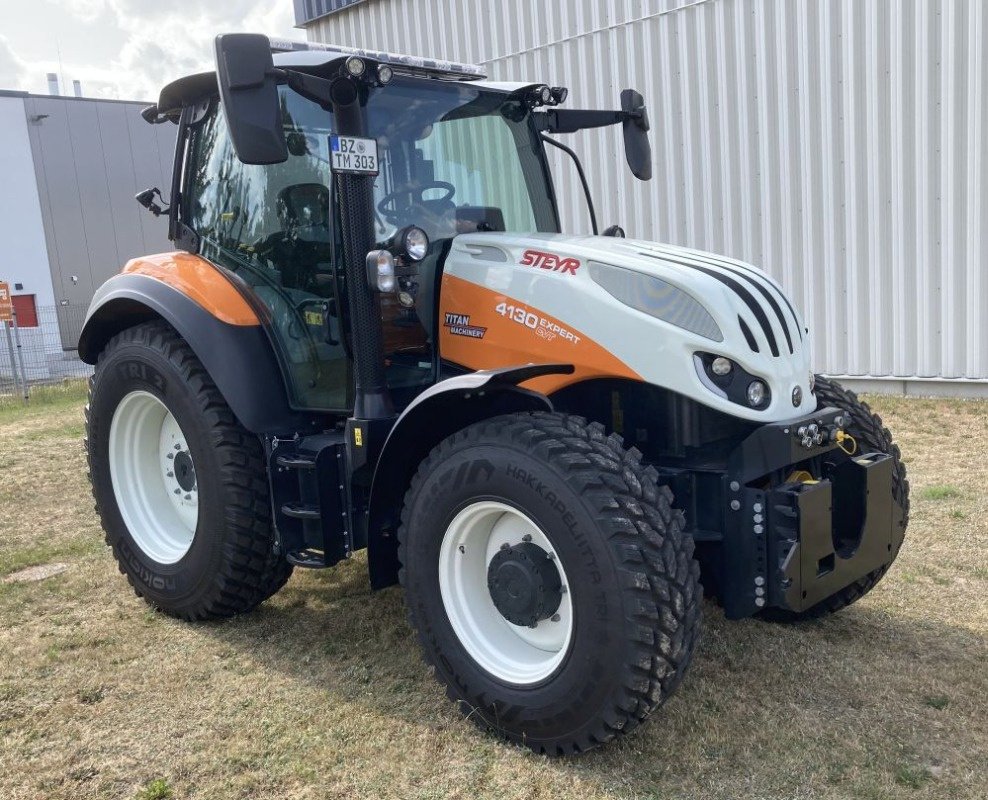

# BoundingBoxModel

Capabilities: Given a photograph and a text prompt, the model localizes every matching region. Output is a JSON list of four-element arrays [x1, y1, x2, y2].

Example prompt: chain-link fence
[[1, 304, 93, 406]]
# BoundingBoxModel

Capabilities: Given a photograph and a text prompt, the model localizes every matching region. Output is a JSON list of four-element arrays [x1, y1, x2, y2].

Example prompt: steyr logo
[[519, 249, 581, 275]]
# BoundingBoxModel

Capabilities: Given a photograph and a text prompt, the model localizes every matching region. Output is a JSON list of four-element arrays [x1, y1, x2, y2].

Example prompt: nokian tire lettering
[[85, 321, 292, 620], [397, 411, 701, 754]]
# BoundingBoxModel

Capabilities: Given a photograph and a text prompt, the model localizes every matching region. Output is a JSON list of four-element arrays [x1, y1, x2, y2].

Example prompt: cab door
[[183, 90, 353, 412]]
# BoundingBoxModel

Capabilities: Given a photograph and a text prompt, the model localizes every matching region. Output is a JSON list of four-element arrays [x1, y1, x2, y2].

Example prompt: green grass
[[0, 378, 89, 416], [134, 779, 174, 800], [0, 536, 100, 580], [0, 393, 986, 800], [919, 485, 962, 501], [896, 765, 934, 790]]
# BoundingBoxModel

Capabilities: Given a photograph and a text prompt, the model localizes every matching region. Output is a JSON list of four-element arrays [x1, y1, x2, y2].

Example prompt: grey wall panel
[[307, 0, 988, 383], [24, 96, 175, 348]]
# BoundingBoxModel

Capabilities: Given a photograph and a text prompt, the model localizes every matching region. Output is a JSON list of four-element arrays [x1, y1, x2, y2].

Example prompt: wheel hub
[[487, 542, 562, 627], [173, 450, 197, 492]]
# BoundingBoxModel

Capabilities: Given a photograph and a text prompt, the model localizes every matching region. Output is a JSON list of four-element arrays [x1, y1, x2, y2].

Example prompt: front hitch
[[718, 409, 901, 618]]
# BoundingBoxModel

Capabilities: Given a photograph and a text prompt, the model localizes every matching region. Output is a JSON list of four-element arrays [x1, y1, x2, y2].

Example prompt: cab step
[[266, 432, 352, 569], [286, 549, 330, 569], [276, 454, 317, 470], [282, 502, 321, 520]]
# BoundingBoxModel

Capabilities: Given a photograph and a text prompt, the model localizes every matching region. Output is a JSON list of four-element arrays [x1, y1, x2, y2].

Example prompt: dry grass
[[1, 393, 986, 800]]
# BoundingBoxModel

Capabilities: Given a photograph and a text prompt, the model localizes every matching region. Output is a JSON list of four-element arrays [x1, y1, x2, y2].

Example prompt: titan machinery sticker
[[444, 312, 487, 339]]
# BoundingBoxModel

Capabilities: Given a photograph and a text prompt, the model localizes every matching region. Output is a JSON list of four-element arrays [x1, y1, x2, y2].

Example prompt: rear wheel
[[86, 321, 292, 620], [398, 412, 701, 754], [762, 375, 909, 622]]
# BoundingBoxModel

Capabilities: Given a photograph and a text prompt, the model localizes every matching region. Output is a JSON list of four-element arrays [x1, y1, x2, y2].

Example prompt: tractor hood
[[440, 232, 815, 423]]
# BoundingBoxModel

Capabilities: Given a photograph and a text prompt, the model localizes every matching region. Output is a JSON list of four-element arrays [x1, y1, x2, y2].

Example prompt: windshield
[[365, 78, 560, 244]]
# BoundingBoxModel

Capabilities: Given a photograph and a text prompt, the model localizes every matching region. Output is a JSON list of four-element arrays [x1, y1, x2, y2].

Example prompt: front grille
[[639, 247, 801, 358]]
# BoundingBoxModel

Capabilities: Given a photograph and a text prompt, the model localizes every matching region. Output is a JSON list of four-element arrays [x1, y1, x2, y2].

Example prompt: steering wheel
[[377, 180, 456, 223]]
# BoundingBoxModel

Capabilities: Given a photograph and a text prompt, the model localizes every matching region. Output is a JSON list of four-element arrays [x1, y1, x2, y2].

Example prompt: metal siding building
[[299, 0, 988, 396], [0, 91, 175, 350]]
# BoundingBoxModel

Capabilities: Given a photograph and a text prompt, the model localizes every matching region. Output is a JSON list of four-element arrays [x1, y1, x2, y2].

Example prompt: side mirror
[[620, 89, 652, 181], [214, 33, 287, 165]]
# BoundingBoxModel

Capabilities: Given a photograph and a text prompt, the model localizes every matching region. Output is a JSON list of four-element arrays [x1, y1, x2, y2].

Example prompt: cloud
[[3, 1, 297, 100], [0, 36, 26, 90]]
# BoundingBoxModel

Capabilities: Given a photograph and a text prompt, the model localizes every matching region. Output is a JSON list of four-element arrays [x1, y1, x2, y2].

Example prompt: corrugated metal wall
[[23, 96, 175, 348], [305, 0, 988, 385]]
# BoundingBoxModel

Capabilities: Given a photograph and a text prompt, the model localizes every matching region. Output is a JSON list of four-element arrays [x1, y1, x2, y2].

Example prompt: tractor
[[79, 34, 909, 755]]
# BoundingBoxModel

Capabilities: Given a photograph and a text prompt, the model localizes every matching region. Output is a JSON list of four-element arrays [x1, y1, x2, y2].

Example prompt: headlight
[[747, 380, 768, 408], [589, 262, 723, 341], [365, 249, 395, 293], [401, 226, 429, 261]]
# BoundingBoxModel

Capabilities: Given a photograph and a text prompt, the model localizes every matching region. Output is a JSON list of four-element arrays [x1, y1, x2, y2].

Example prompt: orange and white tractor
[[80, 34, 908, 755]]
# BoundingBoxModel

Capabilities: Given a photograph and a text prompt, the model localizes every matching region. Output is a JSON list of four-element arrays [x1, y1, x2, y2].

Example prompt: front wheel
[[398, 412, 701, 755]]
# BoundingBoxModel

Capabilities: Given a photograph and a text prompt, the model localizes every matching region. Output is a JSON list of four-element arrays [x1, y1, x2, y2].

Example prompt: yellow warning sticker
[[353, 428, 363, 447], [304, 310, 324, 326]]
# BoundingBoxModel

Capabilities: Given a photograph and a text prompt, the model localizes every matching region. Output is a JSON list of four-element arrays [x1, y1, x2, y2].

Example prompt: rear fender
[[79, 255, 316, 434], [366, 363, 573, 589]]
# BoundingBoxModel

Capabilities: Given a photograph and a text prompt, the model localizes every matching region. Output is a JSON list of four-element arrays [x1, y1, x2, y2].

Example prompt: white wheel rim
[[109, 390, 198, 564], [439, 501, 574, 685]]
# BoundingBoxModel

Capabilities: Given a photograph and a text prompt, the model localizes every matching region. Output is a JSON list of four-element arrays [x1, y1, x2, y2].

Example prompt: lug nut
[[522, 534, 532, 543], [551, 613, 561, 622]]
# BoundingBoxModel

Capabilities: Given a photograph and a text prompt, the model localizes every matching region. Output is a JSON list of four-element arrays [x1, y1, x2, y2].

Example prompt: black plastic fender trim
[[77, 273, 320, 435], [366, 363, 574, 589]]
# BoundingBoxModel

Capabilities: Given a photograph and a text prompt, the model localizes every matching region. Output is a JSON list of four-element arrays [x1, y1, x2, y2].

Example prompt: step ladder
[[267, 433, 352, 568]]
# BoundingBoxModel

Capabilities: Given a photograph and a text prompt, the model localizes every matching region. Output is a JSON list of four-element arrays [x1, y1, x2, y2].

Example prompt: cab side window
[[185, 90, 352, 412]]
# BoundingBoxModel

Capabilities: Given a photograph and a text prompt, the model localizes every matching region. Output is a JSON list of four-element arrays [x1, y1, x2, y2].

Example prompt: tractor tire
[[761, 375, 910, 622], [398, 411, 701, 755], [85, 321, 292, 620]]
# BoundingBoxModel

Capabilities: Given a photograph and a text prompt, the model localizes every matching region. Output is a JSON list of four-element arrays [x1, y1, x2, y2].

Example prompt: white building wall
[[304, 0, 988, 393], [0, 94, 56, 309]]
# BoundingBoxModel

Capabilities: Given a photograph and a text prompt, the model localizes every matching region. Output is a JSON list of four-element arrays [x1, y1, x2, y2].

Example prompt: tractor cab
[[146, 36, 649, 417]]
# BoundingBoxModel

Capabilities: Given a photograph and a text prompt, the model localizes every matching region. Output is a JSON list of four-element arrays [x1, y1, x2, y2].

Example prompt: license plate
[[329, 135, 379, 175]]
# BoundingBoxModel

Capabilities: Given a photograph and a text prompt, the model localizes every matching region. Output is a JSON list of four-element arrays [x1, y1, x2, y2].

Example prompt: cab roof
[[150, 37, 531, 123]]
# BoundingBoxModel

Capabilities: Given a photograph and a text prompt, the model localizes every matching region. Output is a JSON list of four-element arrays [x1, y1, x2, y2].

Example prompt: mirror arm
[[282, 69, 338, 111], [534, 106, 649, 135], [540, 134, 598, 235]]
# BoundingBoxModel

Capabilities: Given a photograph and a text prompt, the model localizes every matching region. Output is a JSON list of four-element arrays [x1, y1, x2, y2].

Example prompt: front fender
[[79, 259, 314, 434], [366, 363, 573, 589]]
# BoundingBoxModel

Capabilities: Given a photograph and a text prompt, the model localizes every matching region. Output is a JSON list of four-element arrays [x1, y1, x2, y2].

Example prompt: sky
[[0, 0, 299, 102]]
